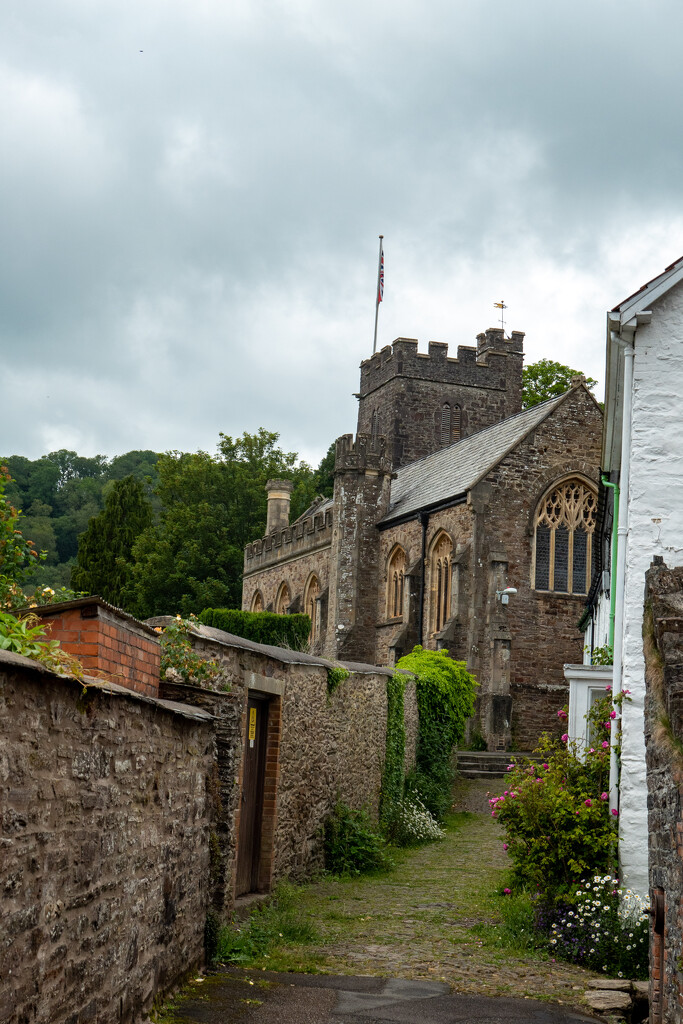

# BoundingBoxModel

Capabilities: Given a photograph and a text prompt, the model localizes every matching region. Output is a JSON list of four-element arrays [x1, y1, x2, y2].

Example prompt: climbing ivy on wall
[[396, 646, 478, 820], [379, 673, 406, 828]]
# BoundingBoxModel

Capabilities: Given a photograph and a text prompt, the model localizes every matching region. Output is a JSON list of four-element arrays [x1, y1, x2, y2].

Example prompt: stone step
[[456, 751, 540, 779]]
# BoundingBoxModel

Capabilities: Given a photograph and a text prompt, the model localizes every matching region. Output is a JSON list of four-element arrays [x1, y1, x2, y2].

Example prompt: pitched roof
[[379, 391, 571, 524], [612, 255, 683, 322]]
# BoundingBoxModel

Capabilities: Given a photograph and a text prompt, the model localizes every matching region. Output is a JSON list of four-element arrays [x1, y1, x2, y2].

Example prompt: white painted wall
[[618, 280, 683, 897]]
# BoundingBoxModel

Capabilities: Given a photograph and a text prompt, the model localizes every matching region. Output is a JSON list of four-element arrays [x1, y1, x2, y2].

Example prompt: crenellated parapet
[[244, 503, 333, 575], [334, 433, 393, 476], [359, 331, 524, 398]]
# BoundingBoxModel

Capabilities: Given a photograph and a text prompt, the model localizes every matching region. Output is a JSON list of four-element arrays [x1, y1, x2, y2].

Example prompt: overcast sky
[[3, 0, 683, 467]]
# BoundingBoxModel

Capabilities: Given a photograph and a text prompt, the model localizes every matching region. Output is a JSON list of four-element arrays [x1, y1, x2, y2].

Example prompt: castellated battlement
[[359, 328, 524, 397], [243, 501, 333, 575], [334, 433, 393, 475]]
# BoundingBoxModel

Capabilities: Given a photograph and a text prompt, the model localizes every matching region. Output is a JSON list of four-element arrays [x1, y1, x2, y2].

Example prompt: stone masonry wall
[[165, 625, 415, 893], [241, 544, 330, 642], [357, 332, 524, 468], [474, 385, 603, 747], [0, 651, 214, 1024], [643, 560, 683, 1023]]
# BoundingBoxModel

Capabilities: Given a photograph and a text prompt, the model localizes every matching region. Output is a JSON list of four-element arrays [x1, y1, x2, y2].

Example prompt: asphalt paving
[[169, 969, 599, 1023]]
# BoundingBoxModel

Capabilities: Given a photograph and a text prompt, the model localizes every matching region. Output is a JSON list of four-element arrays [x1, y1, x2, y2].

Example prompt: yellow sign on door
[[248, 707, 257, 746]]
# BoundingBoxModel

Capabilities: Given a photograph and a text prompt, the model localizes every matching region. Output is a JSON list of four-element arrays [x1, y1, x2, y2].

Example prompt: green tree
[[522, 359, 598, 408], [312, 441, 336, 499], [126, 429, 317, 618], [0, 467, 43, 608], [71, 476, 153, 606]]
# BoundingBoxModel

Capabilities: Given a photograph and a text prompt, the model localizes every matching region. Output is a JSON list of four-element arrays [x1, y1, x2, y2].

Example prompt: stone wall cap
[[24, 595, 160, 638], [147, 617, 404, 675], [0, 648, 214, 723]]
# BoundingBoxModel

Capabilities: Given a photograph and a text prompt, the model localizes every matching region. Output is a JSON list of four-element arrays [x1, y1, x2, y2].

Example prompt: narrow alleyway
[[154, 779, 607, 1022], [237, 778, 600, 1003]]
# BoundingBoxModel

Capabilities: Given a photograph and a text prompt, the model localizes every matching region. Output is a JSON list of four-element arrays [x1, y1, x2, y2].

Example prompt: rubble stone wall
[[643, 560, 683, 1023], [0, 652, 214, 1024]]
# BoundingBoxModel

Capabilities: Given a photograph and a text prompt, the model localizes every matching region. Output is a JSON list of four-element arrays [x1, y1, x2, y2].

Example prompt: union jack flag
[[377, 245, 384, 304]]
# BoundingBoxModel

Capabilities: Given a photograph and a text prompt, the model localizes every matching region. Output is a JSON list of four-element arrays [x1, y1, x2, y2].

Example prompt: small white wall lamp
[[496, 587, 518, 605]]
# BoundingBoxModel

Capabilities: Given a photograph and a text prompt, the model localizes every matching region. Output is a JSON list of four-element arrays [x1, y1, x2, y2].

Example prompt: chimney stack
[[265, 479, 294, 535]]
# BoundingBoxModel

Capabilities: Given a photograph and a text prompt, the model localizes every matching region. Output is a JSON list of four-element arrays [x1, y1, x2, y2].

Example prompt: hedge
[[198, 607, 311, 651]]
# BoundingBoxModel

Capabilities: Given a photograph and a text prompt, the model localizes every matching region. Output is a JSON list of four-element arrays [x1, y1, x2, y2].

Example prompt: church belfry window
[[440, 403, 462, 446], [386, 546, 406, 620], [429, 531, 453, 633], [533, 479, 597, 595]]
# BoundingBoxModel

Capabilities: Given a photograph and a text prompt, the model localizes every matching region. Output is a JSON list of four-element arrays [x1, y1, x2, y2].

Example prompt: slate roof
[[379, 391, 571, 524]]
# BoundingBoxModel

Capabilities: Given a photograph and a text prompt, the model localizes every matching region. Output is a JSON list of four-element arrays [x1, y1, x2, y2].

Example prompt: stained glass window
[[533, 479, 596, 595]]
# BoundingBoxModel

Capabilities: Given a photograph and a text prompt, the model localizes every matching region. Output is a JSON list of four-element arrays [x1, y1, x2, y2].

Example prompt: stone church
[[243, 327, 603, 749]]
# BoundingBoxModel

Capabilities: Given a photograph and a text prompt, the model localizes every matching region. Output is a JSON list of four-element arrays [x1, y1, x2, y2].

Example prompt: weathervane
[[493, 299, 507, 331]]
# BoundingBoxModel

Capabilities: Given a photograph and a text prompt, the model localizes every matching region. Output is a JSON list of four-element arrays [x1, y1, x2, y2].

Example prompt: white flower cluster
[[393, 794, 445, 844]]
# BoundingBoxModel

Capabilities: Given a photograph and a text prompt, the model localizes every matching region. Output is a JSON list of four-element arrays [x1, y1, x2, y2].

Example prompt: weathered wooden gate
[[236, 696, 269, 895]]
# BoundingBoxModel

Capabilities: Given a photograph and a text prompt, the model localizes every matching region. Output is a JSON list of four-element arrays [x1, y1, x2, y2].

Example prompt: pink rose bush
[[489, 686, 629, 898]]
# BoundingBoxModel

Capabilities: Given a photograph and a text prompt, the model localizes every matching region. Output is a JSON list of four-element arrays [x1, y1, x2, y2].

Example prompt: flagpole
[[372, 234, 384, 354]]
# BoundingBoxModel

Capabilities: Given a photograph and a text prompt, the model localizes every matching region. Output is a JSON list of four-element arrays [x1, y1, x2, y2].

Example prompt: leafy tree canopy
[[522, 359, 598, 409], [71, 476, 153, 606], [126, 429, 320, 619]]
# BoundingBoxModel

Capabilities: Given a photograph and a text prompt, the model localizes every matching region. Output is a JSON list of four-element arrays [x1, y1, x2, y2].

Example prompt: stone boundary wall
[[158, 624, 417, 905], [0, 650, 215, 1024], [643, 559, 683, 1023]]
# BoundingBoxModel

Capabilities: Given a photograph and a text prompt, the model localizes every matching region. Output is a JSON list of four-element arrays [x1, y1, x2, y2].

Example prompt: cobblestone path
[[258, 779, 600, 1007]]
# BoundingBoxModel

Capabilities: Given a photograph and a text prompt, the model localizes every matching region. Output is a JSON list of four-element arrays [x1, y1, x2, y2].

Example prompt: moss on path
[[243, 780, 600, 1006]]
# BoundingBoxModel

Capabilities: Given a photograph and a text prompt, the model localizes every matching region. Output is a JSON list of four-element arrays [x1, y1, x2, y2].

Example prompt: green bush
[[396, 647, 477, 820], [323, 801, 393, 876], [490, 690, 622, 898], [198, 607, 311, 651]]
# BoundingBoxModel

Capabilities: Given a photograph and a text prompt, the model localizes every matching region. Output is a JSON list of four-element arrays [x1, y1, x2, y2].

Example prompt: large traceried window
[[304, 574, 320, 641], [386, 546, 406, 620], [533, 479, 597, 595], [250, 590, 264, 613], [429, 531, 453, 634], [275, 582, 290, 615]]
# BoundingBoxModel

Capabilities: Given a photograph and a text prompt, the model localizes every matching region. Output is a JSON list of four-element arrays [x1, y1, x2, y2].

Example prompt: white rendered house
[[582, 257, 683, 898]]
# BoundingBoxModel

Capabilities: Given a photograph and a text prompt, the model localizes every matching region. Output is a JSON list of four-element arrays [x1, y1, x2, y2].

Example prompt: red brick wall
[[39, 603, 160, 697]]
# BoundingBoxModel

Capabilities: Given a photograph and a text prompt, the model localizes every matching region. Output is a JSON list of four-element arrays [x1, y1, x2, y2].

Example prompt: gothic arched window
[[304, 574, 320, 641], [386, 546, 407, 620], [275, 582, 290, 615], [371, 409, 379, 436], [251, 590, 264, 613], [429, 531, 453, 633], [533, 478, 597, 595], [440, 403, 462, 446]]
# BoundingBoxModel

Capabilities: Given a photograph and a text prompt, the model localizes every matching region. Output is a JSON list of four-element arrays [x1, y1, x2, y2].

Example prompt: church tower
[[356, 328, 524, 469]]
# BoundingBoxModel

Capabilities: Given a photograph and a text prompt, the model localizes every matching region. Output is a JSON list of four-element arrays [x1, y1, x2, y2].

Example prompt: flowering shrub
[[158, 615, 223, 687], [490, 689, 626, 896], [385, 792, 446, 847], [546, 875, 649, 979]]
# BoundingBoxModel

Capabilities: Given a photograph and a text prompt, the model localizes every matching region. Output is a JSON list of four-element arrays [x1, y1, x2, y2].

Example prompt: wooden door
[[236, 697, 269, 896]]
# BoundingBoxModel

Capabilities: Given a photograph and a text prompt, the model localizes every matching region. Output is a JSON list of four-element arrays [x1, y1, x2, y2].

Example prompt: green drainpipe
[[601, 475, 619, 652]]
